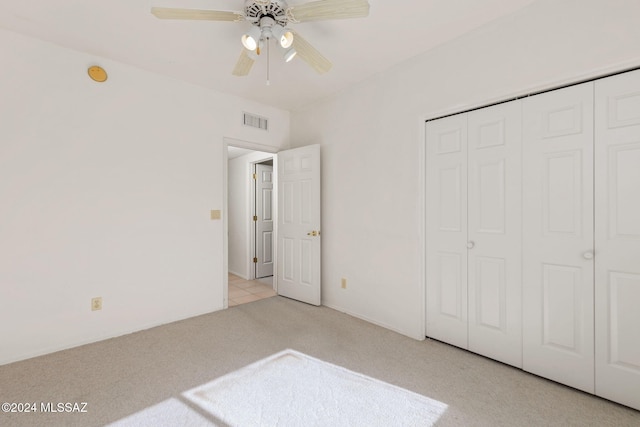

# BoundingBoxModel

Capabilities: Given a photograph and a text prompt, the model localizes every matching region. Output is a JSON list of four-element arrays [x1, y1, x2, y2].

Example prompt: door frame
[[223, 137, 279, 309]]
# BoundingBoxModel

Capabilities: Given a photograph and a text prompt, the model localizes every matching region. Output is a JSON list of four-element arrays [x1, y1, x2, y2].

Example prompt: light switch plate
[[211, 210, 221, 220]]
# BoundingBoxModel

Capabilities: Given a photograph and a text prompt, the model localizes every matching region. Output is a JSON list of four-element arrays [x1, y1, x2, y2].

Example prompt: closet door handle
[[467, 241, 475, 249], [583, 251, 594, 260]]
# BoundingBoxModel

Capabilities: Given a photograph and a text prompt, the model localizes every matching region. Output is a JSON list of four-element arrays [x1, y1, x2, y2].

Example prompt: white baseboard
[[322, 302, 425, 342], [228, 270, 250, 280]]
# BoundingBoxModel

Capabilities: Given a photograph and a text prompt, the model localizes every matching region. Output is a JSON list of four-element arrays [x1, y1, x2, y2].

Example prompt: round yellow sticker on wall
[[88, 66, 108, 82]]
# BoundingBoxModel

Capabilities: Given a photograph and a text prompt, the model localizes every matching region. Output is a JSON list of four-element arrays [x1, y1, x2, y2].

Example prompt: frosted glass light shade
[[272, 24, 294, 48], [241, 34, 257, 50], [280, 30, 294, 48], [283, 47, 297, 62], [241, 26, 262, 51]]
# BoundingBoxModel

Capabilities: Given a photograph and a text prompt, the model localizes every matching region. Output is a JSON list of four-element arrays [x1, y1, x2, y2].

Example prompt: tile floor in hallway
[[228, 273, 277, 306]]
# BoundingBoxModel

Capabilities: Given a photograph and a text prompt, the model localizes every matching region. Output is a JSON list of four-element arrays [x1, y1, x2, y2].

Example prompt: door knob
[[467, 241, 475, 249], [583, 251, 594, 260], [307, 230, 319, 237]]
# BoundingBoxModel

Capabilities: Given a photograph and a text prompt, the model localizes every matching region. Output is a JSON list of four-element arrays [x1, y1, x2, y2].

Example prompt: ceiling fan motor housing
[[245, 0, 289, 26]]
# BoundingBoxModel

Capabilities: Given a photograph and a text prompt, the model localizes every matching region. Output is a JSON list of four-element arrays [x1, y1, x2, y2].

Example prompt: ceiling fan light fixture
[[272, 24, 294, 48], [241, 25, 262, 51], [241, 34, 257, 51], [283, 46, 297, 62], [281, 30, 294, 48]]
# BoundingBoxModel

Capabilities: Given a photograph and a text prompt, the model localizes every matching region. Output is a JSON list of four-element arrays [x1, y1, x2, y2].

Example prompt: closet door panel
[[426, 114, 468, 349], [467, 100, 523, 368], [522, 82, 595, 393], [595, 69, 640, 411]]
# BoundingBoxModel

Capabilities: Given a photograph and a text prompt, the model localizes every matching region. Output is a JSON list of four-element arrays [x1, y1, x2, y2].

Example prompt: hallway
[[228, 274, 276, 306]]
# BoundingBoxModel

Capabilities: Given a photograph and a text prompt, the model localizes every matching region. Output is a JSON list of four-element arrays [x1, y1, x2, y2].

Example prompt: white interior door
[[594, 69, 640, 410], [255, 163, 274, 278], [522, 82, 595, 393], [467, 100, 523, 368], [426, 114, 468, 349], [277, 144, 321, 306]]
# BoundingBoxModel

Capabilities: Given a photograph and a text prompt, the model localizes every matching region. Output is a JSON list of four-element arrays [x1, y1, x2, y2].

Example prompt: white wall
[[0, 28, 289, 365], [290, 0, 640, 339], [4, 0, 640, 364], [228, 151, 274, 279]]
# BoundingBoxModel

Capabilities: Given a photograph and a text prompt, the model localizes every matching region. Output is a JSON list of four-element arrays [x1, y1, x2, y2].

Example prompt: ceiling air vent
[[243, 112, 268, 131]]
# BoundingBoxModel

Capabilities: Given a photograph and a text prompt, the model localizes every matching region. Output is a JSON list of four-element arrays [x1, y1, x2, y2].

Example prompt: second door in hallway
[[255, 162, 274, 279]]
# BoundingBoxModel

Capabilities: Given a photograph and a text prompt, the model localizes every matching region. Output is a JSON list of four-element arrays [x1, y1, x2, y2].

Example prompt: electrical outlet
[[91, 297, 102, 311], [341, 278, 347, 289]]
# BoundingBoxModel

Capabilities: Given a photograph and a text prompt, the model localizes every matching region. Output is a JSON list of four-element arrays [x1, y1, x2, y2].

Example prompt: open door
[[277, 144, 321, 306]]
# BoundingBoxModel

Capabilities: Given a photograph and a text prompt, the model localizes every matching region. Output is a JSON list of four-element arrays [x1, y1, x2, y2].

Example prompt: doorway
[[223, 140, 322, 308], [224, 139, 278, 308]]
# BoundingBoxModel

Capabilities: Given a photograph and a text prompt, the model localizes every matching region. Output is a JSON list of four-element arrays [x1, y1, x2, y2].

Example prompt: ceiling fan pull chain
[[266, 37, 271, 86]]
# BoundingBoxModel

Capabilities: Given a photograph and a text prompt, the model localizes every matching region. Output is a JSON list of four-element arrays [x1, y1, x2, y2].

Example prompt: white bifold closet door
[[594, 70, 640, 410], [522, 82, 595, 393], [467, 101, 522, 368], [426, 100, 522, 367], [426, 113, 469, 349]]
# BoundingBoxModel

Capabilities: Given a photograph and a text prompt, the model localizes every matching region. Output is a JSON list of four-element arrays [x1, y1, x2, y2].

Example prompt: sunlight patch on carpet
[[185, 349, 447, 426], [109, 349, 448, 426]]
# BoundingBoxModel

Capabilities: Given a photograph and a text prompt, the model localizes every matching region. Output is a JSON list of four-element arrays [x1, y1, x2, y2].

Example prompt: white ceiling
[[0, 0, 536, 111]]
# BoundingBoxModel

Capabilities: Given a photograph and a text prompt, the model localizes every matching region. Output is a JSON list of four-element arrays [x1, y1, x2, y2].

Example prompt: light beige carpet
[[1, 297, 639, 426], [109, 349, 447, 426]]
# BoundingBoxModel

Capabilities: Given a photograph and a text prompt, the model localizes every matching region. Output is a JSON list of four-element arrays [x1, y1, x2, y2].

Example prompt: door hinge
[[253, 215, 258, 221], [252, 173, 257, 180], [253, 257, 258, 263]]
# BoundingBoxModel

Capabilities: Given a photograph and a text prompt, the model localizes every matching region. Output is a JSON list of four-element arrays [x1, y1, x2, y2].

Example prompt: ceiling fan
[[151, 0, 370, 77]]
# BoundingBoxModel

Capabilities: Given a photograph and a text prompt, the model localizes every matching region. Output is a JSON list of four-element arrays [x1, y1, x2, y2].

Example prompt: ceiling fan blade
[[151, 7, 244, 22], [292, 31, 332, 74], [232, 49, 256, 77], [286, 0, 370, 23]]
